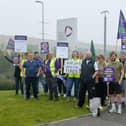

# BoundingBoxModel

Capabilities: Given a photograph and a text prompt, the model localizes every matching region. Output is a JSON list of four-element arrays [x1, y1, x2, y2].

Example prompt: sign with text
[[103, 67, 115, 82], [14, 35, 27, 52], [40, 42, 49, 54], [64, 60, 81, 74], [56, 42, 69, 58]]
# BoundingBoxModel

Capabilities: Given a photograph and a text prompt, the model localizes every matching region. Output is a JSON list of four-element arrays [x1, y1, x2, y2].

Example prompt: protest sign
[[64, 60, 81, 74], [56, 42, 68, 59], [14, 35, 27, 52], [103, 67, 115, 82], [40, 42, 49, 54]]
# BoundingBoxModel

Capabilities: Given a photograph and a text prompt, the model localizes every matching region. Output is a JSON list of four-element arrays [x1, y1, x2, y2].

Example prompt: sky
[[0, 0, 125, 46]]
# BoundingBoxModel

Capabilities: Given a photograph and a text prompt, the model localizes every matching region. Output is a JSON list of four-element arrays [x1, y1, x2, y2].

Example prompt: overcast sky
[[0, 0, 125, 46]]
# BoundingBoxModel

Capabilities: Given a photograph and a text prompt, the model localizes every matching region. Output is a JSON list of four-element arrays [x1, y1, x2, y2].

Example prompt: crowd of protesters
[[4, 50, 126, 115]]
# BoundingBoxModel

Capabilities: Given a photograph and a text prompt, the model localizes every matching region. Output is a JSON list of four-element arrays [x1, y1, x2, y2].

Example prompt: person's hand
[[118, 80, 122, 85], [36, 73, 40, 77], [106, 82, 109, 85]]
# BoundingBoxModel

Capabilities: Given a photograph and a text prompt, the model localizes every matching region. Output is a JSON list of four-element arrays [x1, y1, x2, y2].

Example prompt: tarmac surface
[[39, 106, 126, 126]]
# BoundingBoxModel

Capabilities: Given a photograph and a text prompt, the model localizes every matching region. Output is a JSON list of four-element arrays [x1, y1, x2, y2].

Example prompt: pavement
[[39, 106, 126, 126]]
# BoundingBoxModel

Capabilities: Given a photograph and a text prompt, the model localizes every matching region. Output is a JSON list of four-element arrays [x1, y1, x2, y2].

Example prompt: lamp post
[[35, 0, 44, 42], [101, 10, 109, 57]]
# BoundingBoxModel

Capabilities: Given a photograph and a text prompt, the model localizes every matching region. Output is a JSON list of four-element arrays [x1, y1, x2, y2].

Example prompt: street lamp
[[101, 10, 109, 57], [35, 0, 44, 42]]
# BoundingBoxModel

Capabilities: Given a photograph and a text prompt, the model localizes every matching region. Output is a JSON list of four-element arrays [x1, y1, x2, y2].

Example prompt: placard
[[6, 38, 15, 50], [64, 60, 81, 74], [14, 35, 27, 52], [56, 42, 68, 58], [40, 42, 49, 54], [103, 67, 115, 82]]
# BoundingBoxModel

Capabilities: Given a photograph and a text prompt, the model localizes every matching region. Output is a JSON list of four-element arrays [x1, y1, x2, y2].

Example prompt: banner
[[14, 35, 27, 52], [6, 38, 15, 50], [64, 60, 81, 74], [103, 67, 115, 82], [56, 42, 69, 58], [40, 42, 49, 54], [117, 10, 126, 39]]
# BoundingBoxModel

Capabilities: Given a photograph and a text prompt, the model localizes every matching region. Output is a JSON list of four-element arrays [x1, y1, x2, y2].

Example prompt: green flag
[[90, 40, 96, 60]]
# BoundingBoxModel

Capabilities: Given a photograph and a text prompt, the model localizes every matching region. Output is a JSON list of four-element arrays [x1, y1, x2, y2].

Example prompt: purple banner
[[103, 67, 115, 82]]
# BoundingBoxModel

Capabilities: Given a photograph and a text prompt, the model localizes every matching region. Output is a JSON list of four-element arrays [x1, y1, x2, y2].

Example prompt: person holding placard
[[66, 50, 81, 102], [108, 51, 124, 114], [4, 51, 24, 95]]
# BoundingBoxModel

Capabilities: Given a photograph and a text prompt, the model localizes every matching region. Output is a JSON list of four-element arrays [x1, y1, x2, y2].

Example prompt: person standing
[[95, 54, 107, 106], [66, 51, 81, 102], [45, 53, 59, 101], [56, 58, 66, 97], [119, 51, 126, 106], [22, 52, 41, 100], [4, 52, 24, 95], [108, 51, 124, 114], [34, 51, 47, 96], [76, 51, 98, 108]]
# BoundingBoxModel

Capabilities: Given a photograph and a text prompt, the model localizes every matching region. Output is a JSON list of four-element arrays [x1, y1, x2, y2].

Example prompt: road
[[39, 107, 126, 126]]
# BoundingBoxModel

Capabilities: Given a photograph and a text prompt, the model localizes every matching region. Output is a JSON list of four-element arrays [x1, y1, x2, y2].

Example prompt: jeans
[[46, 77, 58, 100], [57, 78, 66, 95], [40, 74, 48, 93], [25, 77, 38, 99], [66, 78, 79, 98], [15, 77, 24, 95]]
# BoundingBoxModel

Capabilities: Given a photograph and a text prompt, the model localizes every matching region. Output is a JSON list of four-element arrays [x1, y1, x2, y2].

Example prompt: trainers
[[58, 94, 61, 97], [109, 108, 116, 113], [63, 94, 66, 97], [117, 108, 122, 114], [117, 104, 122, 114]]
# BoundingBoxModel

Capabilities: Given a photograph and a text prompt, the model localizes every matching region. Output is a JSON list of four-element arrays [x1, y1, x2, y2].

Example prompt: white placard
[[56, 42, 68, 58], [14, 35, 27, 52], [64, 60, 81, 74]]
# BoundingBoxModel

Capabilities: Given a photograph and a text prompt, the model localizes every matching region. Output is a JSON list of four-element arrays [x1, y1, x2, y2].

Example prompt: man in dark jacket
[[76, 51, 98, 108]]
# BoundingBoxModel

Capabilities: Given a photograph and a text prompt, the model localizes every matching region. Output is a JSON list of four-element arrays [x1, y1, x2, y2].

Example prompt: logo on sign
[[64, 26, 72, 37]]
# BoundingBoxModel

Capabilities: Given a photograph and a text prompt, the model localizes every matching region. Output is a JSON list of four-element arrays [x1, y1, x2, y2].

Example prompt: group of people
[[4, 49, 126, 115]]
